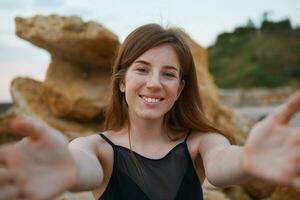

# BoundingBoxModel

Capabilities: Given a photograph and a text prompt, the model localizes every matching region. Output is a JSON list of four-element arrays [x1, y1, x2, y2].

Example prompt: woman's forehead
[[132, 44, 180, 70]]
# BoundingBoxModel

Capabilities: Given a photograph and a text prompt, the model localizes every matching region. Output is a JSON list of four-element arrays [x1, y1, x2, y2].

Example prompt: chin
[[138, 111, 165, 120]]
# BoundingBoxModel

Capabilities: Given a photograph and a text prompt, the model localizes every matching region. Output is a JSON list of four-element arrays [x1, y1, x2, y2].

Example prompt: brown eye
[[135, 67, 148, 74], [163, 72, 176, 78], [137, 68, 146, 72], [165, 73, 174, 77]]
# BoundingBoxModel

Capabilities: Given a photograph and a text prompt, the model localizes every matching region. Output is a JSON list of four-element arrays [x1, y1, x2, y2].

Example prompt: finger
[[291, 177, 300, 189], [0, 144, 11, 165], [10, 116, 50, 141], [0, 184, 18, 200], [0, 168, 13, 185], [271, 91, 300, 124]]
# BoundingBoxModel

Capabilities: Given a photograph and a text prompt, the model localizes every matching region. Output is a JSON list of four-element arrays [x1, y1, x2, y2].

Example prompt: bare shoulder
[[186, 131, 214, 149], [91, 131, 117, 199], [68, 132, 116, 199], [185, 132, 211, 183], [188, 132, 230, 152], [186, 131, 231, 161], [69, 134, 108, 154], [189, 131, 231, 170], [69, 132, 115, 175], [96, 131, 116, 159]]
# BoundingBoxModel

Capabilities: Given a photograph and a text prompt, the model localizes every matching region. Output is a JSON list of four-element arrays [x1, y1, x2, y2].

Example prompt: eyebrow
[[134, 60, 179, 71]]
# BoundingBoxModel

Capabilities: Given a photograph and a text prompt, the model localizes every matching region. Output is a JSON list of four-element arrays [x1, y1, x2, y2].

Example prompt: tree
[[246, 19, 256, 29]]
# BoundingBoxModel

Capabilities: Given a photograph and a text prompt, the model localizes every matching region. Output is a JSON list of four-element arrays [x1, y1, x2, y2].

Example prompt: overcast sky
[[0, 0, 299, 102]]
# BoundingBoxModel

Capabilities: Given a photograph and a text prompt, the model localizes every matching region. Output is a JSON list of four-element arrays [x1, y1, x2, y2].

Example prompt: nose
[[146, 72, 162, 90]]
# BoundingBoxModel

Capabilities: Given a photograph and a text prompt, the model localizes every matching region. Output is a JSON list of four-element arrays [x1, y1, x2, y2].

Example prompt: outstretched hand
[[0, 117, 77, 200], [244, 90, 300, 188]]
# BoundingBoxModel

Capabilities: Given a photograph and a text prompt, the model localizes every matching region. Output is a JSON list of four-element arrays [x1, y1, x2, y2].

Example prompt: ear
[[119, 80, 125, 92], [176, 80, 185, 100]]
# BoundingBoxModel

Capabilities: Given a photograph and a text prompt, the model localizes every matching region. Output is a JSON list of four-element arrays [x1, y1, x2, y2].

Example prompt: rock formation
[[271, 186, 300, 200], [10, 77, 103, 138], [16, 15, 119, 122], [15, 15, 118, 70], [180, 31, 246, 145]]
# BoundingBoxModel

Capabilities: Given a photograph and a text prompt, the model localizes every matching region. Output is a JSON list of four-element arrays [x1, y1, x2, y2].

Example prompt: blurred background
[[1, 0, 300, 125], [0, 0, 299, 99]]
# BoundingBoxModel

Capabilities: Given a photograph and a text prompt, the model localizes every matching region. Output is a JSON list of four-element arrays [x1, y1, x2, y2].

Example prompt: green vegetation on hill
[[208, 19, 300, 88]]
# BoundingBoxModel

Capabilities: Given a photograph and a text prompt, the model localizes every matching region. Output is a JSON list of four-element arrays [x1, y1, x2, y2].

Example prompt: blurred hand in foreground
[[0, 117, 77, 200], [244, 90, 300, 188]]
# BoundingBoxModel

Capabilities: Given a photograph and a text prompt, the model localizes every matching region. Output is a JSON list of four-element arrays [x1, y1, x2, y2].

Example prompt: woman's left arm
[[198, 133, 249, 187], [200, 90, 300, 188]]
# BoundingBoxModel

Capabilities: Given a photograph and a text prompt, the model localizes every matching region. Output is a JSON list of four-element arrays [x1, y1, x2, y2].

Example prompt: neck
[[126, 112, 168, 145]]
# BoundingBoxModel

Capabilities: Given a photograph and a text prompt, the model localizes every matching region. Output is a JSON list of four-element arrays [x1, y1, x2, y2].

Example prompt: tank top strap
[[184, 130, 192, 143], [99, 133, 116, 148]]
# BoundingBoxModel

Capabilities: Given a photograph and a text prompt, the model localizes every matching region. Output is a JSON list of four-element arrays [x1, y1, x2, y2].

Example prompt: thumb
[[271, 90, 300, 124], [10, 116, 50, 140]]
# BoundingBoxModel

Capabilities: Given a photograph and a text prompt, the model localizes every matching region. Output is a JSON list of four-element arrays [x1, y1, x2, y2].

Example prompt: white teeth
[[142, 96, 160, 103]]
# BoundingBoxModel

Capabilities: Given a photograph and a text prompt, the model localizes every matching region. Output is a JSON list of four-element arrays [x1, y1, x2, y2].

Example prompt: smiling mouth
[[139, 95, 164, 103]]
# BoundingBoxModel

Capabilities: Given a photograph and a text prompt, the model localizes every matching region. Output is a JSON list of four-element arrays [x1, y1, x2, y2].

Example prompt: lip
[[139, 95, 165, 104], [139, 94, 164, 100]]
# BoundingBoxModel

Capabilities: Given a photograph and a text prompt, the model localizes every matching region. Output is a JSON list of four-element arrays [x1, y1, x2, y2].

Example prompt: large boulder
[[242, 178, 276, 199], [271, 186, 300, 200], [180, 31, 246, 145], [42, 58, 111, 121], [15, 15, 119, 69], [9, 77, 103, 139], [15, 15, 120, 121]]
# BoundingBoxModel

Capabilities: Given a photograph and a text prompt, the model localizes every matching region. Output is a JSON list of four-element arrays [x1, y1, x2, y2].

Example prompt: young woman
[[0, 24, 300, 200]]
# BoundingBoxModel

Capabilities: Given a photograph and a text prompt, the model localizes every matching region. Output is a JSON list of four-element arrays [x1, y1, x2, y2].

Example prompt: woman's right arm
[[68, 135, 104, 192], [0, 117, 104, 200]]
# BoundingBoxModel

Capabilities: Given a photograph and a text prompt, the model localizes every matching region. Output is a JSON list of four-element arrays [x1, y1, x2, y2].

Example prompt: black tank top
[[98, 132, 203, 200]]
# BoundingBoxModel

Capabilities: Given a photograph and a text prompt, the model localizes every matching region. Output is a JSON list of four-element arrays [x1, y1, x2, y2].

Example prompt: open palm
[[244, 91, 300, 188], [0, 117, 77, 200]]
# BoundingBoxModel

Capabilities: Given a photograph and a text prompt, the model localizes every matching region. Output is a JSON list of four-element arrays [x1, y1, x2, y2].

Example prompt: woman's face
[[120, 44, 185, 121]]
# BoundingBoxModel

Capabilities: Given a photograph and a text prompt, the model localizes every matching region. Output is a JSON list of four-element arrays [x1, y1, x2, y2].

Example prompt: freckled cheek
[[123, 80, 144, 105], [124, 78, 144, 91], [164, 80, 180, 91], [163, 84, 181, 102]]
